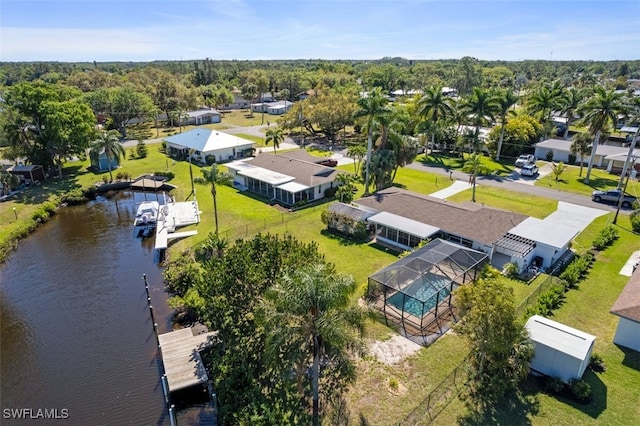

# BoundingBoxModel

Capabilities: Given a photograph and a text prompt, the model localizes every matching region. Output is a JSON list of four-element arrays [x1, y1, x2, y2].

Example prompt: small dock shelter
[[525, 315, 596, 382], [158, 327, 217, 393]]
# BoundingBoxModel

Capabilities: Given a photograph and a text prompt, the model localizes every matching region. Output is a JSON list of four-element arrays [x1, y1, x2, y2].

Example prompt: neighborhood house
[[610, 267, 640, 352], [226, 152, 347, 206], [164, 129, 254, 164]]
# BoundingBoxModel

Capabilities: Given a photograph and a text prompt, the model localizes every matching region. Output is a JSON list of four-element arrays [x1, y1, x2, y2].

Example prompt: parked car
[[515, 154, 535, 167], [520, 163, 539, 177], [591, 189, 637, 208]]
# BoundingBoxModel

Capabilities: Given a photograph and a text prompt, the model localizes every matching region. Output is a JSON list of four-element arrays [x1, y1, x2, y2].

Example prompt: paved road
[[405, 160, 632, 216]]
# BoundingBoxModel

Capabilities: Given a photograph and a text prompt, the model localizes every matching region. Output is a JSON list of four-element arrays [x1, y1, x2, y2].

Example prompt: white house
[[534, 138, 640, 171], [164, 129, 254, 164], [251, 100, 293, 115], [525, 315, 596, 382], [226, 152, 347, 206], [610, 267, 640, 352], [222, 93, 251, 110], [182, 109, 221, 126]]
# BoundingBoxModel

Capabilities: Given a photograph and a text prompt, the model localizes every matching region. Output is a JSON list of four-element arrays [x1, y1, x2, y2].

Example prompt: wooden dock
[[158, 328, 217, 392]]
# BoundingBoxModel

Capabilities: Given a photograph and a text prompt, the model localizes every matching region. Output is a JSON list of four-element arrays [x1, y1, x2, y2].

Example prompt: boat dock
[[158, 327, 217, 393], [155, 200, 201, 250]]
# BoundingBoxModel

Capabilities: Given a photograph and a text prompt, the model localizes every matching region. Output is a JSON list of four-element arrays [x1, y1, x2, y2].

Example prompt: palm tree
[[264, 126, 284, 153], [494, 89, 518, 161], [559, 88, 585, 140], [570, 132, 592, 177], [617, 96, 640, 189], [460, 87, 497, 153], [527, 82, 564, 137], [261, 263, 369, 426], [91, 129, 124, 182], [196, 165, 232, 235], [551, 161, 566, 181], [577, 86, 625, 184], [417, 86, 455, 153], [462, 152, 488, 202], [334, 172, 356, 203], [353, 87, 390, 195]]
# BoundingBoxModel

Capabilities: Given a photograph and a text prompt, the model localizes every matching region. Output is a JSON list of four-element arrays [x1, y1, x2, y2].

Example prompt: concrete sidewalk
[[428, 180, 475, 199]]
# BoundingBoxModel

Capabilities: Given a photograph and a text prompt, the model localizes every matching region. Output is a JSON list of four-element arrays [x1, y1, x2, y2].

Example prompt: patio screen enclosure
[[367, 239, 488, 345]]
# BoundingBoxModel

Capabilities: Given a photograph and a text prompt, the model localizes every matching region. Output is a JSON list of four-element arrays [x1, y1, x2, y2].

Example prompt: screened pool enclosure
[[367, 239, 488, 345]]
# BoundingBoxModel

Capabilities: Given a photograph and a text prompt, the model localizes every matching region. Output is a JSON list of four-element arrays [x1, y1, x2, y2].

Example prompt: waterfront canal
[[0, 191, 178, 425]]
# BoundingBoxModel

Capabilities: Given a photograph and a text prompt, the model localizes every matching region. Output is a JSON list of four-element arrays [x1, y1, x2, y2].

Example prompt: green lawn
[[419, 152, 516, 177], [537, 162, 640, 197]]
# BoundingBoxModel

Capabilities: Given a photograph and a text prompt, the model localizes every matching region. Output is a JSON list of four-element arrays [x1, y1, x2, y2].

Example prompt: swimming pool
[[387, 282, 451, 317]]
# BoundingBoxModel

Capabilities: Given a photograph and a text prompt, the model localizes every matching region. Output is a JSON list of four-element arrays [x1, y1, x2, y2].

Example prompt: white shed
[[525, 315, 596, 382], [164, 129, 254, 163], [610, 267, 640, 352]]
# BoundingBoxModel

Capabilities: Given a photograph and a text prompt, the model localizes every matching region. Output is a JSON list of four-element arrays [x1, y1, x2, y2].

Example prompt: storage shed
[[525, 315, 596, 382], [610, 267, 640, 352], [7, 164, 46, 183]]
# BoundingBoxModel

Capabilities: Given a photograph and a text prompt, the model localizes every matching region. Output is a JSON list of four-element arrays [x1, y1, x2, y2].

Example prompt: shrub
[[102, 175, 108, 183], [546, 150, 554, 162], [388, 377, 399, 392], [503, 262, 519, 278], [631, 210, 640, 233], [559, 253, 593, 289], [115, 171, 124, 180], [154, 171, 175, 180], [545, 376, 566, 394], [589, 353, 607, 373], [568, 378, 592, 401], [592, 225, 619, 250], [31, 202, 56, 223], [535, 283, 566, 315], [205, 155, 216, 165], [159, 141, 167, 153], [324, 186, 338, 198], [60, 189, 87, 205], [136, 140, 148, 158], [568, 153, 576, 165]]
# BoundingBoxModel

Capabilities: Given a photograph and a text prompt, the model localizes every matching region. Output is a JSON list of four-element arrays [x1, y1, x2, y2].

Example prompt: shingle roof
[[247, 153, 345, 187], [611, 267, 640, 322], [354, 188, 527, 245]]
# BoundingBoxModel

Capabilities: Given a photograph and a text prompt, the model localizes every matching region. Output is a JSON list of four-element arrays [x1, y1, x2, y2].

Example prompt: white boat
[[134, 201, 160, 227]]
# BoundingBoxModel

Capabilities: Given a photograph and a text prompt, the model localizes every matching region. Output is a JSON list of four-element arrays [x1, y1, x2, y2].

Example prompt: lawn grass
[[219, 109, 267, 127], [419, 151, 516, 177], [536, 162, 640, 197], [446, 185, 558, 218]]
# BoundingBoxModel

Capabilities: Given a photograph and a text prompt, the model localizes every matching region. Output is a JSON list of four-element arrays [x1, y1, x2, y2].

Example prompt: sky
[[1, 0, 638, 62]]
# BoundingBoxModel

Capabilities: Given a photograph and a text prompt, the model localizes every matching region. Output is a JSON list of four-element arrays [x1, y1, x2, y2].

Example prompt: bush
[[136, 140, 148, 158], [60, 189, 87, 205], [115, 171, 124, 180], [589, 353, 607, 373], [592, 225, 619, 250], [503, 262, 519, 278], [159, 141, 167, 153], [205, 155, 216, 165], [545, 376, 566, 394], [324, 186, 338, 198], [546, 150, 554, 162], [568, 153, 576, 165], [154, 171, 175, 180], [559, 253, 593, 289], [568, 378, 592, 401], [31, 202, 56, 223], [631, 210, 640, 233]]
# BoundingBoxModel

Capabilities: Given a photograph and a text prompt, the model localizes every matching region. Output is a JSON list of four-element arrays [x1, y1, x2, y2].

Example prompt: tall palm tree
[[353, 87, 390, 195], [578, 86, 625, 184], [494, 89, 518, 161], [559, 88, 585, 140], [264, 126, 284, 153], [91, 129, 124, 182], [617, 96, 640, 189], [570, 132, 592, 177], [417, 86, 455, 153], [527, 82, 564, 137], [261, 263, 368, 426], [460, 87, 497, 153], [462, 152, 488, 202], [196, 164, 232, 235]]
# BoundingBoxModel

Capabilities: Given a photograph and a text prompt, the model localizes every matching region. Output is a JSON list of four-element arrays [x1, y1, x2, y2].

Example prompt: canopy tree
[[85, 85, 156, 138], [486, 115, 542, 160], [454, 269, 533, 414]]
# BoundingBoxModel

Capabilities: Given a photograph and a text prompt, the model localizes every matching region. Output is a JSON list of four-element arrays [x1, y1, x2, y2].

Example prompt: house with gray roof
[[226, 153, 347, 206], [611, 267, 640, 352]]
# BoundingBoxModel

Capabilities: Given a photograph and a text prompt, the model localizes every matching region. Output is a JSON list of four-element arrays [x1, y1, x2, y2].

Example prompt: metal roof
[[233, 161, 294, 185], [277, 181, 309, 192], [368, 211, 440, 239], [509, 217, 578, 249], [327, 202, 375, 222], [494, 233, 536, 257], [526, 315, 596, 360], [164, 129, 253, 153]]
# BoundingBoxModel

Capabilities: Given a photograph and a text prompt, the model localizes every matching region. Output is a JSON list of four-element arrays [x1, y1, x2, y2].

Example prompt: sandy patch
[[369, 335, 423, 365]]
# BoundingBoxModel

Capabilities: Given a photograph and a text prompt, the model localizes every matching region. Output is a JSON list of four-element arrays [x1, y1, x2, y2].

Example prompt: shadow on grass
[[617, 344, 640, 371], [581, 175, 620, 191], [458, 381, 541, 426], [368, 242, 403, 256], [11, 173, 83, 205], [319, 229, 364, 246]]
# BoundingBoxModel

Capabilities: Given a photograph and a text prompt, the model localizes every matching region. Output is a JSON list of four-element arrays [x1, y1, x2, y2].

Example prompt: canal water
[[0, 191, 180, 425]]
